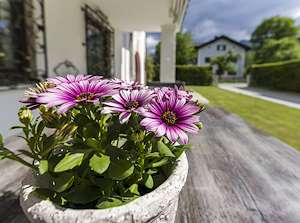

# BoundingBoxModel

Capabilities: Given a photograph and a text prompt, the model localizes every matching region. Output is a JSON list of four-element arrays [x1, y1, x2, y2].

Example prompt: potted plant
[[0, 75, 204, 223]]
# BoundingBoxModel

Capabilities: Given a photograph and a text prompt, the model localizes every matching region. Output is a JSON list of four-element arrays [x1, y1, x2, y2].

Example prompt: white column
[[160, 24, 176, 83], [114, 29, 123, 79]]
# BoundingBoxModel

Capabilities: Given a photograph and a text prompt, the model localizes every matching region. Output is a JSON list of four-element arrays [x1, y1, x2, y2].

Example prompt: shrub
[[250, 59, 300, 92], [176, 65, 212, 85], [151, 65, 212, 85]]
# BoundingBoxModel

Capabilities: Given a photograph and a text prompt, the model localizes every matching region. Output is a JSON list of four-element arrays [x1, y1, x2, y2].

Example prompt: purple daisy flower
[[102, 89, 154, 124], [20, 82, 57, 109], [141, 90, 201, 144], [109, 78, 144, 90], [47, 74, 102, 85], [154, 86, 192, 101], [37, 79, 115, 113]]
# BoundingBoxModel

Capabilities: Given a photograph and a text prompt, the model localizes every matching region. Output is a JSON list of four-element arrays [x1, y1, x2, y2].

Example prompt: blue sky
[[146, 0, 300, 54]]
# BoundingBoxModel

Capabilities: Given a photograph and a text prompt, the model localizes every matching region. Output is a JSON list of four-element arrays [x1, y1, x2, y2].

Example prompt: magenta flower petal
[[141, 89, 201, 144], [156, 124, 167, 137], [102, 89, 154, 124], [119, 112, 131, 124], [47, 74, 102, 85], [37, 79, 115, 113]]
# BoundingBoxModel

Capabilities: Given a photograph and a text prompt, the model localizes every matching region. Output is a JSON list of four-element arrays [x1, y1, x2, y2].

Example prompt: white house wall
[[197, 39, 246, 77], [44, 0, 87, 76], [41, 0, 147, 83]]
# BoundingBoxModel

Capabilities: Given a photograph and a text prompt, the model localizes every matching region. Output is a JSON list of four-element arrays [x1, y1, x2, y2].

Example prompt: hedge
[[176, 65, 212, 85], [250, 60, 300, 92], [152, 65, 212, 85]]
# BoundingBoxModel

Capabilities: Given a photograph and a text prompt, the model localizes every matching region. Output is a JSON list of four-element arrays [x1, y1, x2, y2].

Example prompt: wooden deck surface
[[1, 108, 300, 223]]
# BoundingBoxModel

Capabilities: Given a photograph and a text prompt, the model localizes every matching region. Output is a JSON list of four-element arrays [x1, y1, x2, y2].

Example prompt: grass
[[190, 86, 300, 151]]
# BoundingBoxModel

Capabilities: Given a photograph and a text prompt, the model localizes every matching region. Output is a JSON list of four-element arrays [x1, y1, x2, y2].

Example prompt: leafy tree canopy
[[254, 37, 300, 63], [145, 55, 156, 81], [251, 16, 300, 63], [251, 16, 299, 48], [210, 51, 239, 75]]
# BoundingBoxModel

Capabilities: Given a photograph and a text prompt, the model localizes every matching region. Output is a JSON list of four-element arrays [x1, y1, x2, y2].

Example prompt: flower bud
[[39, 105, 48, 113], [18, 107, 32, 125], [195, 101, 206, 113], [196, 122, 203, 130], [57, 123, 77, 139], [131, 130, 145, 142]]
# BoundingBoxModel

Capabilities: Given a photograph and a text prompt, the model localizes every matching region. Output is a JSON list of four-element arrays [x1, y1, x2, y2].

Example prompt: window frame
[[83, 4, 114, 78]]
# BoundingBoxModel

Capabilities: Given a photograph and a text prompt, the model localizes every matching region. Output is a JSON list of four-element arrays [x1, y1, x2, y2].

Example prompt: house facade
[[0, 0, 188, 85], [196, 35, 250, 78]]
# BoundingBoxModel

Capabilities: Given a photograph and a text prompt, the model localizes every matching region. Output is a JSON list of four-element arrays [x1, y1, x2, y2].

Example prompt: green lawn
[[190, 86, 300, 151]]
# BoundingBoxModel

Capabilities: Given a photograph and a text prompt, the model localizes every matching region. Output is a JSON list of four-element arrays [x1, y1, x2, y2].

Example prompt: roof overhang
[[89, 0, 189, 32], [196, 35, 251, 51]]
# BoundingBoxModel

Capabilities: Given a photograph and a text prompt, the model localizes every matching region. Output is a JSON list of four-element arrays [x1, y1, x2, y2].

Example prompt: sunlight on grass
[[190, 86, 300, 151]]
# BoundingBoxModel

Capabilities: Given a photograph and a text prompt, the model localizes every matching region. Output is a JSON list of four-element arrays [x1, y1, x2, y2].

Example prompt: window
[[217, 44, 226, 51], [0, 0, 47, 84], [84, 5, 114, 78], [205, 57, 210, 63]]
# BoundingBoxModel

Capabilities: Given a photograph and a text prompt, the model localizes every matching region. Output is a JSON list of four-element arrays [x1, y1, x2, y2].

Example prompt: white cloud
[[291, 8, 300, 19], [183, 0, 300, 43], [146, 34, 160, 55]]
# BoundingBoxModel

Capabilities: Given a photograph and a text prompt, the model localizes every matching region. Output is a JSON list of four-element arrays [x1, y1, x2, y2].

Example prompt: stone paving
[[219, 83, 300, 110]]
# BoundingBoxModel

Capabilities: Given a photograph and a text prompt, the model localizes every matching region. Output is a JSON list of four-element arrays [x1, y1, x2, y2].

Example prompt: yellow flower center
[[161, 111, 177, 126], [76, 93, 95, 101], [126, 100, 139, 110]]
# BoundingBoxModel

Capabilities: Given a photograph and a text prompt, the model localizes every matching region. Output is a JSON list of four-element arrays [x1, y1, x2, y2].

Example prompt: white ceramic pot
[[20, 153, 188, 223]]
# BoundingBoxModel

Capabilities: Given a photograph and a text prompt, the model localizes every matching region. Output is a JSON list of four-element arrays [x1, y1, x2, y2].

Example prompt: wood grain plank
[[176, 108, 300, 223], [0, 137, 29, 223]]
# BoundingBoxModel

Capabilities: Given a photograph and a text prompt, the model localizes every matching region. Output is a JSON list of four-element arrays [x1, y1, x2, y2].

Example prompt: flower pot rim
[[20, 152, 188, 222]]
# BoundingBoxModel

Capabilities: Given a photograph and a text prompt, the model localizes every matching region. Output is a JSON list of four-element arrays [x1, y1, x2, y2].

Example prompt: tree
[[145, 55, 157, 81], [251, 16, 300, 63], [154, 32, 197, 65], [254, 37, 300, 63], [251, 16, 299, 48], [210, 51, 239, 75]]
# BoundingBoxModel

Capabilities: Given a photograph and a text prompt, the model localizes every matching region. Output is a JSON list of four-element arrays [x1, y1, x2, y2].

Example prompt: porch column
[[160, 24, 176, 83], [114, 29, 123, 79]]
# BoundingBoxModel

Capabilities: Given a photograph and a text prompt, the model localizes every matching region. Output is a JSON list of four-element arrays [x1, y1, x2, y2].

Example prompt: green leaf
[[39, 160, 48, 175], [106, 159, 134, 180], [86, 138, 102, 150], [90, 177, 114, 194], [157, 141, 175, 157], [53, 173, 74, 192], [0, 134, 3, 147], [128, 184, 140, 195], [83, 122, 99, 138], [10, 125, 24, 130], [73, 113, 89, 126], [144, 174, 154, 189], [63, 184, 101, 204], [96, 197, 123, 209], [18, 149, 35, 159], [0, 150, 10, 160], [145, 152, 160, 158], [147, 169, 158, 174], [89, 154, 110, 175], [54, 153, 84, 172], [151, 157, 169, 168]]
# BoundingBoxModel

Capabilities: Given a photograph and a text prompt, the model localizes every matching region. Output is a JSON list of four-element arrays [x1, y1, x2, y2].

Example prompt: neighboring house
[[196, 35, 250, 77], [0, 0, 188, 85]]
